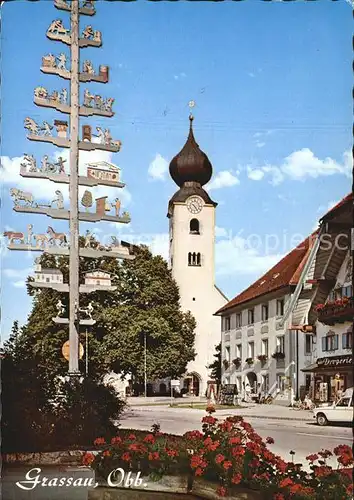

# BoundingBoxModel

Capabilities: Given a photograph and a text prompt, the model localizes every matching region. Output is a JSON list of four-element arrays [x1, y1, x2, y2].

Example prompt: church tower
[[167, 114, 227, 396]]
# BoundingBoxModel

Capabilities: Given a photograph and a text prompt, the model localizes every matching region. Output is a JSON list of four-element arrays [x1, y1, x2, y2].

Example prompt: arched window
[[188, 252, 202, 266], [190, 218, 200, 234]]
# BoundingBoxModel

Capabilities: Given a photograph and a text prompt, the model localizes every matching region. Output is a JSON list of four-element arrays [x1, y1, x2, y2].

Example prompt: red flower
[[143, 434, 155, 444], [111, 436, 122, 445], [318, 449, 332, 459], [191, 454, 207, 469], [216, 486, 227, 497], [148, 452, 160, 461], [314, 465, 332, 478], [93, 437, 105, 446], [202, 415, 217, 425], [274, 495, 285, 500], [128, 434, 136, 440], [204, 437, 220, 451], [231, 473, 242, 485], [103, 450, 110, 457], [195, 467, 204, 476], [266, 436, 274, 444], [82, 452, 95, 466], [232, 446, 245, 457], [215, 454, 225, 464], [122, 452, 131, 462], [184, 430, 203, 440], [206, 404, 216, 413], [166, 449, 178, 457], [223, 460, 233, 470], [306, 453, 318, 462], [229, 436, 241, 445], [279, 478, 293, 488]]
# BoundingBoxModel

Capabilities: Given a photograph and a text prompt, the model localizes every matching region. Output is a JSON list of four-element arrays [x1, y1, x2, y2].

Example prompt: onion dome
[[169, 115, 213, 187]]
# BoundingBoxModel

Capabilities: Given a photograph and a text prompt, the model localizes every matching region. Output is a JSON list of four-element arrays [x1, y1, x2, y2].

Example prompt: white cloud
[[173, 72, 187, 80], [215, 226, 228, 238], [13, 281, 26, 288], [148, 154, 169, 181], [282, 149, 351, 180], [256, 141, 265, 148], [247, 149, 351, 186], [3, 267, 32, 288], [317, 200, 338, 215], [1, 143, 132, 208], [206, 171, 240, 191], [247, 167, 264, 181], [248, 72, 255, 78], [262, 166, 284, 186], [215, 234, 283, 277]]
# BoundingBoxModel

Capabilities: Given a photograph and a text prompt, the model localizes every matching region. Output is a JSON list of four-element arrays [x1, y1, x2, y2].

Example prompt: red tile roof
[[215, 234, 316, 315], [319, 193, 352, 221]]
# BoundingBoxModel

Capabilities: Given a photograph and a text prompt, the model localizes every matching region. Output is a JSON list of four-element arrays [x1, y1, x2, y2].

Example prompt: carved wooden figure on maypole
[[7, 0, 134, 376]]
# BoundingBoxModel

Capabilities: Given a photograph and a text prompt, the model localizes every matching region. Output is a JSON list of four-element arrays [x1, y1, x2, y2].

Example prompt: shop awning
[[301, 363, 319, 373]]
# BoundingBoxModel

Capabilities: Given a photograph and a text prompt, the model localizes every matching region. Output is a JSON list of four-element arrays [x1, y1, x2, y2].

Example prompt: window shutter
[[334, 335, 339, 350], [342, 333, 347, 349], [322, 337, 326, 351]]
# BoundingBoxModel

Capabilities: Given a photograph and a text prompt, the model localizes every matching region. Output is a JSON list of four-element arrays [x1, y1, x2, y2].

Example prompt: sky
[[0, 0, 352, 340]]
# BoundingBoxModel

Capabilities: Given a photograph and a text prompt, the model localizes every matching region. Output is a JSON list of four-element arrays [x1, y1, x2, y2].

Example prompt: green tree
[[208, 342, 221, 386], [23, 243, 196, 382]]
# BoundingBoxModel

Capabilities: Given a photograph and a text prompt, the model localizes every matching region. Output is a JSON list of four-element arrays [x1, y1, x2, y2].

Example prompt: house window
[[305, 375, 311, 391], [248, 309, 254, 325], [322, 334, 339, 352], [46, 277, 50, 283], [276, 336, 285, 354], [342, 331, 353, 350], [225, 346, 230, 363], [189, 218, 200, 234], [224, 316, 231, 332], [96, 280, 100, 285], [236, 344, 242, 359], [248, 341, 254, 359], [188, 252, 201, 266], [276, 299, 284, 317], [261, 304, 269, 321], [328, 290, 336, 301], [342, 285, 352, 297], [236, 313, 242, 328], [305, 335, 312, 355], [262, 339, 269, 357]]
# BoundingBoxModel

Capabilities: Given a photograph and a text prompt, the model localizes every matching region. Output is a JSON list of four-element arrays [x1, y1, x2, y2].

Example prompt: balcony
[[316, 297, 354, 326]]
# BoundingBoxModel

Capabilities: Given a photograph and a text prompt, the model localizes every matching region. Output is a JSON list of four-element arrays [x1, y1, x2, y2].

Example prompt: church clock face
[[186, 196, 203, 214]]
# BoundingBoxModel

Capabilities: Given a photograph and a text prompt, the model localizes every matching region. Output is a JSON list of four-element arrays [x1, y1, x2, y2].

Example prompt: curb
[[128, 407, 311, 422]]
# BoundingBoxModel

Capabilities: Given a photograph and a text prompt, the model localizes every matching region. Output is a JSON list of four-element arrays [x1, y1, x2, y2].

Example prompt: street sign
[[171, 380, 180, 387], [62, 340, 84, 361]]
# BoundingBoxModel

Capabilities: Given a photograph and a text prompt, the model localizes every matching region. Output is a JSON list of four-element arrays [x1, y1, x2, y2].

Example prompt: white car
[[313, 388, 353, 426]]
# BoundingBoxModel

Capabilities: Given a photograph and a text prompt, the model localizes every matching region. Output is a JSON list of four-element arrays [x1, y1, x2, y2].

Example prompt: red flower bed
[[83, 411, 353, 499]]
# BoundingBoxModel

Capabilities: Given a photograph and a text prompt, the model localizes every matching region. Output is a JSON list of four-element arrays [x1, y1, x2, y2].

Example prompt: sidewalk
[[127, 402, 312, 422]]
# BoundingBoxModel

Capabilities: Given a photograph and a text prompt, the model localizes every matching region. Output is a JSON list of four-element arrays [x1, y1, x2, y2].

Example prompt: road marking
[[296, 432, 351, 440]]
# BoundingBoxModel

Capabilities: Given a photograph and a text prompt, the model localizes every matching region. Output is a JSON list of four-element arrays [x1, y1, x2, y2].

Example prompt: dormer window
[[188, 252, 201, 266], [190, 218, 200, 234]]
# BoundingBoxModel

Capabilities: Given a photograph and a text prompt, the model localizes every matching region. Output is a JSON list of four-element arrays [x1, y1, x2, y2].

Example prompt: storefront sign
[[317, 355, 352, 368]]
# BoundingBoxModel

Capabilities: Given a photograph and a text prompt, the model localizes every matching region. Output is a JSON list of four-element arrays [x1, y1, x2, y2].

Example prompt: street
[[120, 405, 352, 468]]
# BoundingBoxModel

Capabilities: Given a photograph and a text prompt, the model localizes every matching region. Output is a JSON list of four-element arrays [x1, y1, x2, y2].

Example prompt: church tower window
[[188, 252, 201, 266], [190, 218, 200, 234]]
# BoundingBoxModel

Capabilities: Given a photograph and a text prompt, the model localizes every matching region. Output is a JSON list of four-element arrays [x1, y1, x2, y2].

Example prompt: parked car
[[313, 388, 353, 426]]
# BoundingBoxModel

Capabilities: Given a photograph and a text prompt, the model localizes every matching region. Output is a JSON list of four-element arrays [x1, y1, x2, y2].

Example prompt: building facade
[[216, 237, 312, 403], [166, 115, 227, 396], [285, 194, 353, 402]]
